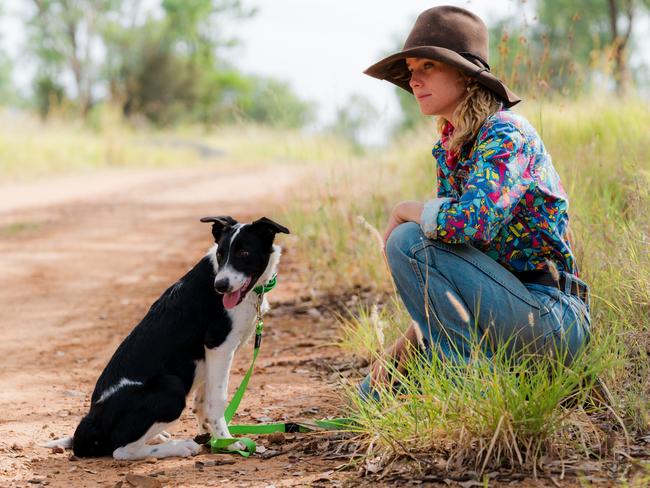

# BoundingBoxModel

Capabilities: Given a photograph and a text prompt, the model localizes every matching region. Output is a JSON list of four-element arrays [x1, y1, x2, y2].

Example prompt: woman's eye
[[423, 62, 434, 69]]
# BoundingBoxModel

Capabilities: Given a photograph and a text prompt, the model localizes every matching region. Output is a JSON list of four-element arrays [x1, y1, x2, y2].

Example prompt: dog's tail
[[42, 436, 73, 449]]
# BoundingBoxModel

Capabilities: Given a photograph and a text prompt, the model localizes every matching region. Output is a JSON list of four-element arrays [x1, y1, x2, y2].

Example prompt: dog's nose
[[213, 278, 230, 293]]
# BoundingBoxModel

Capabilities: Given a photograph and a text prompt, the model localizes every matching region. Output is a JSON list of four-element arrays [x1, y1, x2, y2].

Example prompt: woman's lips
[[416, 93, 431, 100]]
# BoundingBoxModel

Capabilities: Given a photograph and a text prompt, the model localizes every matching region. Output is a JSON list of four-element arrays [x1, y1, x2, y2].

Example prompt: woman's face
[[406, 57, 466, 121]]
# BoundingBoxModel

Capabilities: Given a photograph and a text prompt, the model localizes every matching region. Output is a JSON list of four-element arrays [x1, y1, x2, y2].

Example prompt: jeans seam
[[408, 254, 439, 346]]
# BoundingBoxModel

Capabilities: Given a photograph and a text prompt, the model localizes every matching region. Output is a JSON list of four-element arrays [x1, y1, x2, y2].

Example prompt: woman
[[359, 6, 591, 397]]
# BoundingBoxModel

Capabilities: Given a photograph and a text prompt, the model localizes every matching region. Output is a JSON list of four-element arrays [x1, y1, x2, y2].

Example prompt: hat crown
[[404, 6, 489, 66]]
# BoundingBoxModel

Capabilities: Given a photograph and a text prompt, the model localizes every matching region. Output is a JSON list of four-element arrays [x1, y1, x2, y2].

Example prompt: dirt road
[[0, 165, 355, 487]]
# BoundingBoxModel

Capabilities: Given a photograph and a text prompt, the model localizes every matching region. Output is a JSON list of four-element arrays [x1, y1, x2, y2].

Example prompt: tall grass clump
[[526, 99, 650, 431], [343, 297, 620, 475]]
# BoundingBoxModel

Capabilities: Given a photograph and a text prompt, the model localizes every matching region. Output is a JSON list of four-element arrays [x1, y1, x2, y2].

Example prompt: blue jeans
[[358, 222, 591, 399]]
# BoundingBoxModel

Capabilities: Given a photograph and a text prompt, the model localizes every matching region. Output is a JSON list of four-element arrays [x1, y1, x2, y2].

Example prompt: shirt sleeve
[[424, 122, 533, 244]]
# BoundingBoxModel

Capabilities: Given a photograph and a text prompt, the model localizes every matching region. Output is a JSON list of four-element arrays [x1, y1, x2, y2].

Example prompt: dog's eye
[[237, 249, 250, 258]]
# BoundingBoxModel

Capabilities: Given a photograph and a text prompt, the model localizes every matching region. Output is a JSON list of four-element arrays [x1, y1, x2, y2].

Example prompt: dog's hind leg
[[110, 375, 201, 460], [190, 360, 209, 434], [113, 422, 201, 460], [193, 383, 210, 434]]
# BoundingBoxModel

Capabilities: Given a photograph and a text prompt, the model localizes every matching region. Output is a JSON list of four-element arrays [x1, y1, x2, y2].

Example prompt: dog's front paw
[[222, 438, 247, 452]]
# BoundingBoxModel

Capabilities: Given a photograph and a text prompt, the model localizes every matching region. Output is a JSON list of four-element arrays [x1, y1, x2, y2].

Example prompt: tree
[[24, 0, 312, 127], [28, 0, 121, 116], [0, 5, 15, 105], [328, 94, 378, 150], [490, 0, 650, 97]]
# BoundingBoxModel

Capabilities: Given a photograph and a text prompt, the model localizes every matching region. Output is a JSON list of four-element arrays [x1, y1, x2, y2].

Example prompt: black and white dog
[[46, 216, 289, 459]]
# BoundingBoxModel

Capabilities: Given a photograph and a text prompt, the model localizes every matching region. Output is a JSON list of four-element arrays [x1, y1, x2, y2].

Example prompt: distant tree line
[[0, 0, 313, 128], [396, 0, 650, 132]]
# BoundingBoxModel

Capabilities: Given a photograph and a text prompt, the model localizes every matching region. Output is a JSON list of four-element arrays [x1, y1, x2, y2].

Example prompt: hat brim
[[364, 46, 521, 108]]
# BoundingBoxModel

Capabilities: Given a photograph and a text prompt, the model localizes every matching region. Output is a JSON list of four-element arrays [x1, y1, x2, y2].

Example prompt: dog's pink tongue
[[223, 289, 242, 310]]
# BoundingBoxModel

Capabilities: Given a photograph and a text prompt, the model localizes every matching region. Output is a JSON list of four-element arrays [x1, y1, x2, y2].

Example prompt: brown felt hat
[[364, 5, 521, 107]]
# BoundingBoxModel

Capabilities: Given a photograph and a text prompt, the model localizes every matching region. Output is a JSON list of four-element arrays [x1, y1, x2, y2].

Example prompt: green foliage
[[27, 0, 121, 115], [327, 94, 379, 150], [0, 52, 12, 105], [233, 76, 314, 128], [487, 0, 648, 98], [21, 0, 310, 127], [33, 75, 65, 119]]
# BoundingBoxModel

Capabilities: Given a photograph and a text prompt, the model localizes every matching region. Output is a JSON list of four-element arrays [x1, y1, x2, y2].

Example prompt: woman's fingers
[[370, 359, 386, 386]]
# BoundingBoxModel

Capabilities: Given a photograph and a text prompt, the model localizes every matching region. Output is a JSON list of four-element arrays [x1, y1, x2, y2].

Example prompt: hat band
[[459, 51, 490, 71]]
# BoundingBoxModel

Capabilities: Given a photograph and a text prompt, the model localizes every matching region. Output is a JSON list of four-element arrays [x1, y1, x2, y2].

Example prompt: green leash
[[209, 275, 353, 457]]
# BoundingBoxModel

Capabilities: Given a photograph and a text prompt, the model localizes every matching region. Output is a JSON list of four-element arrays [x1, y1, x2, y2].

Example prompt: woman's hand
[[383, 201, 424, 247], [369, 323, 422, 388]]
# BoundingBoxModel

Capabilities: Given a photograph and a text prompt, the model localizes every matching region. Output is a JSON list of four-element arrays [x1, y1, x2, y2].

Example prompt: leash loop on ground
[[210, 274, 354, 457]]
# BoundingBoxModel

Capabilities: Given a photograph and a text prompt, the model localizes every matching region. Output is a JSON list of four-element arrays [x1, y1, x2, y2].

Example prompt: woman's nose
[[409, 73, 422, 89]]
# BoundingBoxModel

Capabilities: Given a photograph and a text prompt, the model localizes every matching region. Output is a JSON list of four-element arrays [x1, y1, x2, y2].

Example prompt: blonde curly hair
[[436, 76, 502, 154]]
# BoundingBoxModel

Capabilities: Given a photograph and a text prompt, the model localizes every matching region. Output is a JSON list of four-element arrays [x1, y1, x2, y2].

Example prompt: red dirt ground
[[0, 165, 358, 487]]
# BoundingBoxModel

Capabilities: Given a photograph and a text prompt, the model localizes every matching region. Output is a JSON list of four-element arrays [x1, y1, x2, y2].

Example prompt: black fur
[[72, 216, 289, 458]]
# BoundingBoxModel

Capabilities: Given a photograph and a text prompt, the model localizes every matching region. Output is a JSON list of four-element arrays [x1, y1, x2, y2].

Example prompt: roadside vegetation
[[284, 98, 650, 482], [0, 108, 357, 181]]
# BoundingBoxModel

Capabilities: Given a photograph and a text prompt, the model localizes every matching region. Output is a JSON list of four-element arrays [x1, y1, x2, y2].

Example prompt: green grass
[[0, 107, 358, 182], [283, 97, 650, 476], [0, 220, 41, 236]]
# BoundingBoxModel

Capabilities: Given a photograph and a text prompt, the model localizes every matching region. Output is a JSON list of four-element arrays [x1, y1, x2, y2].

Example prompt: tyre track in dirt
[[0, 165, 353, 487]]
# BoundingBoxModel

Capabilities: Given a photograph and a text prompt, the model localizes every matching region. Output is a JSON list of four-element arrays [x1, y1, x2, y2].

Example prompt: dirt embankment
[[0, 165, 358, 487]]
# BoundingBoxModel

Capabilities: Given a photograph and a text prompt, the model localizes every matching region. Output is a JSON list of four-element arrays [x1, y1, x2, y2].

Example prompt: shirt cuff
[[420, 197, 453, 239]]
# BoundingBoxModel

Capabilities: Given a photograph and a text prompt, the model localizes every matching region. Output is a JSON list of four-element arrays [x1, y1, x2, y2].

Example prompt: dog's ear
[[251, 217, 290, 236], [200, 216, 237, 241]]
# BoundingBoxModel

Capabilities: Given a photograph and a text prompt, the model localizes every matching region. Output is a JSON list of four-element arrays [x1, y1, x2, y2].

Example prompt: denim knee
[[386, 222, 425, 267]]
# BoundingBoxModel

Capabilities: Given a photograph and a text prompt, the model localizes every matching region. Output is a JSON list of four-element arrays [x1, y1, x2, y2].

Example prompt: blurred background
[[0, 0, 649, 155]]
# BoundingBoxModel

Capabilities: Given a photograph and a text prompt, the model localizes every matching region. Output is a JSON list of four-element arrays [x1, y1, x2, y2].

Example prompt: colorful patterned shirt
[[420, 109, 576, 275]]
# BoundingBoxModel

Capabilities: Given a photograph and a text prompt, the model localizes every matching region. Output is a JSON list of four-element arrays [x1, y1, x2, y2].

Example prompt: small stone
[[268, 432, 285, 445], [124, 473, 162, 488], [63, 390, 85, 397], [51, 447, 64, 454], [260, 449, 282, 460], [68, 454, 79, 461], [144, 457, 157, 464], [306, 308, 322, 319]]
